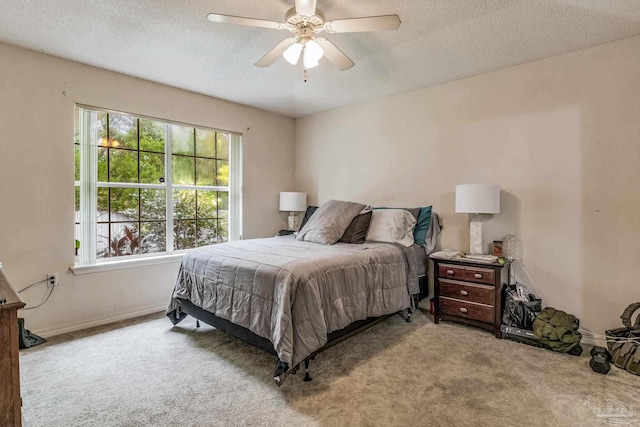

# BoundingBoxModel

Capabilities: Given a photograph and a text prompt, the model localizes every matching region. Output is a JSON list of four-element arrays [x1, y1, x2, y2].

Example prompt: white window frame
[[74, 105, 242, 269]]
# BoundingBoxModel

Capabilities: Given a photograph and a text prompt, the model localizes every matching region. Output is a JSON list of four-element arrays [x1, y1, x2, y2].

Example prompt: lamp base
[[469, 217, 484, 255], [288, 213, 299, 231]]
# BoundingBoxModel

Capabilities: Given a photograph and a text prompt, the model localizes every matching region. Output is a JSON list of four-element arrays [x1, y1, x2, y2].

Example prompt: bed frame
[[175, 275, 428, 385]]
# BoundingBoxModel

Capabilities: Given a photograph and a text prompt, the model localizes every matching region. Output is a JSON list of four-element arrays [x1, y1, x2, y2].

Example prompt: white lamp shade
[[303, 54, 319, 69], [455, 184, 500, 214], [283, 42, 303, 65], [279, 192, 307, 212], [303, 40, 323, 69]]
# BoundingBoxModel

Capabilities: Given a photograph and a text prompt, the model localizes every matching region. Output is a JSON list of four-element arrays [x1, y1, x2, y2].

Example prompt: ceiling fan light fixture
[[207, 2, 401, 72], [283, 42, 303, 65], [303, 39, 323, 68], [303, 53, 319, 69]]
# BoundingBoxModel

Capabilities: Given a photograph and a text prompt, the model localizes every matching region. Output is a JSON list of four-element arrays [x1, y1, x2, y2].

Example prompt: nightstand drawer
[[439, 297, 494, 323], [438, 264, 465, 280], [439, 279, 494, 306], [463, 266, 495, 285]]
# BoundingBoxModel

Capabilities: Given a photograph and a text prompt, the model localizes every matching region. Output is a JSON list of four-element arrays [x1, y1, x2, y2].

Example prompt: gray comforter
[[167, 236, 418, 367]]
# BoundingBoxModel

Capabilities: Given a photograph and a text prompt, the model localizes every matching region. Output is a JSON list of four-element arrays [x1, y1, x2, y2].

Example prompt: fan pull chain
[[304, 68, 308, 83]]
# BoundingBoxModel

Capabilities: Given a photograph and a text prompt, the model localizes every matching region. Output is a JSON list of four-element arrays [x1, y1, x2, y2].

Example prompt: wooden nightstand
[[430, 256, 510, 338]]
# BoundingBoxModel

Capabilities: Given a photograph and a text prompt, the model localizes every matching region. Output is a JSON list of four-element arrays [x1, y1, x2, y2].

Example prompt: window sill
[[70, 253, 185, 275]]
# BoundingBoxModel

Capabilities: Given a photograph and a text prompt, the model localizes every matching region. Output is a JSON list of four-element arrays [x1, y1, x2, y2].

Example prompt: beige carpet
[[20, 309, 640, 427]]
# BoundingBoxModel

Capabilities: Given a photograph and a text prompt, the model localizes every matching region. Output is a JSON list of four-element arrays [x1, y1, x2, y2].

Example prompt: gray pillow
[[296, 199, 366, 245], [338, 211, 373, 244]]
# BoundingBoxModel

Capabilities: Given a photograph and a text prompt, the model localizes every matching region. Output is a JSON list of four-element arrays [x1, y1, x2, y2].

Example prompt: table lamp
[[279, 192, 307, 230], [455, 184, 500, 254]]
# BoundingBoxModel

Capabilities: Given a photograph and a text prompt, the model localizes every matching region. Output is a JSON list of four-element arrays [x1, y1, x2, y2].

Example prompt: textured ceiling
[[1, 1, 639, 118]]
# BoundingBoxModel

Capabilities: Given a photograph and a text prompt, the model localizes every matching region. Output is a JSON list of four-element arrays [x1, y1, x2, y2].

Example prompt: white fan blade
[[315, 38, 354, 71], [207, 13, 287, 30], [323, 15, 401, 33], [295, 0, 317, 17], [255, 38, 297, 67]]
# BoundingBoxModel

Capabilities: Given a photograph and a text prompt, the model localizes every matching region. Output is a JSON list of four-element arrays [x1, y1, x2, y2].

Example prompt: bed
[[167, 200, 440, 385]]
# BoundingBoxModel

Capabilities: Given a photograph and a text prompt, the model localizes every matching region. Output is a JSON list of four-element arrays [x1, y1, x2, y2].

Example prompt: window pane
[[196, 158, 215, 186], [197, 191, 217, 219], [216, 160, 229, 186], [140, 152, 165, 184], [140, 222, 166, 254], [174, 220, 196, 250], [196, 128, 216, 158], [74, 145, 80, 182], [172, 155, 195, 185], [110, 223, 140, 257], [141, 189, 166, 220], [172, 125, 194, 155], [96, 223, 109, 259], [216, 133, 230, 160], [97, 188, 109, 222], [74, 108, 80, 144], [140, 119, 165, 153], [110, 188, 139, 222], [74, 107, 81, 183], [75, 187, 80, 216], [174, 190, 196, 219], [218, 219, 229, 243], [109, 114, 137, 149], [74, 223, 81, 260], [218, 191, 229, 219], [109, 149, 139, 183], [75, 187, 81, 259], [96, 113, 108, 147], [197, 219, 217, 246], [98, 147, 108, 182]]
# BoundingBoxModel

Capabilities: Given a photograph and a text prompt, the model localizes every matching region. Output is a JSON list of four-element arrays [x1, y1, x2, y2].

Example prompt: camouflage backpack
[[606, 303, 640, 376], [532, 307, 582, 353]]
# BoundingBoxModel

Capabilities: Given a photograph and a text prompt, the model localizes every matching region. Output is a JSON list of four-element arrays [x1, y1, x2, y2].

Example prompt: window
[[74, 106, 242, 265]]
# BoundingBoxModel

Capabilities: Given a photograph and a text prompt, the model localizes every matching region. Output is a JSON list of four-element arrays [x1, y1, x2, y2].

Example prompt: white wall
[[0, 42, 295, 336], [295, 36, 640, 337]]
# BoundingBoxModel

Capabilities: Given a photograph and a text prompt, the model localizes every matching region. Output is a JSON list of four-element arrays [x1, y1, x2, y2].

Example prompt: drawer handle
[[460, 307, 468, 313], [474, 273, 483, 279], [460, 290, 468, 296], [446, 270, 455, 275]]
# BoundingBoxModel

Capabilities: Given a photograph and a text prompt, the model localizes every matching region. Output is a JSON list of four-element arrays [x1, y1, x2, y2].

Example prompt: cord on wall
[[18, 277, 48, 293], [22, 286, 54, 311], [17, 273, 59, 311], [510, 258, 545, 302]]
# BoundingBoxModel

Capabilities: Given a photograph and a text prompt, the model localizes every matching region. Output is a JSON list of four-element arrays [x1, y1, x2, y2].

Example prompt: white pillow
[[366, 209, 417, 247]]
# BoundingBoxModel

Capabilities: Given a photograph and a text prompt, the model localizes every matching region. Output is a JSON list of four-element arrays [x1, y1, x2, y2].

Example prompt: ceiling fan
[[206, 0, 401, 73]]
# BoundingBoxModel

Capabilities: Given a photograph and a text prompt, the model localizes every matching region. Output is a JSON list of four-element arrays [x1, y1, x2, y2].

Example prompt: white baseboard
[[33, 304, 167, 338]]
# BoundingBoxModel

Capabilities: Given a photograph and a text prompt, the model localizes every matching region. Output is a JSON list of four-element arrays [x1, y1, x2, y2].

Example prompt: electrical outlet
[[48, 273, 59, 287]]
